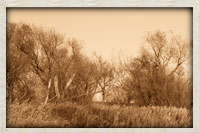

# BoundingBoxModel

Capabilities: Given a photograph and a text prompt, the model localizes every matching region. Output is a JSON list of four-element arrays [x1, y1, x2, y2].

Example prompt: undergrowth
[[7, 102, 192, 128]]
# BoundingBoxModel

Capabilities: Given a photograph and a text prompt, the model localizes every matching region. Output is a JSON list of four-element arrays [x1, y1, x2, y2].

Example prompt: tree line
[[7, 22, 192, 108]]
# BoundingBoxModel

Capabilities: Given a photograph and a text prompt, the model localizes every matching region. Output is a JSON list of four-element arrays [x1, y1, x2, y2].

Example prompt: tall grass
[[7, 102, 192, 128]]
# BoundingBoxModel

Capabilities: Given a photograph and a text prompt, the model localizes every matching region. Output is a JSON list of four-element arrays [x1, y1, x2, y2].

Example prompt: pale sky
[[7, 8, 192, 62]]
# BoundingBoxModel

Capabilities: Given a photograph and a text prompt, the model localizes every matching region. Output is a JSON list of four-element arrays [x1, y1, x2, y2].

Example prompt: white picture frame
[[0, 0, 200, 133]]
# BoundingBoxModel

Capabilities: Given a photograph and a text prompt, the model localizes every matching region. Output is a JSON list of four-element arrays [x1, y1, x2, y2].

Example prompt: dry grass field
[[7, 102, 192, 128]]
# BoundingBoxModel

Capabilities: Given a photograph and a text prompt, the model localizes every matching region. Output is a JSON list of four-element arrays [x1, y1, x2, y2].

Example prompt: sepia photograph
[[6, 8, 192, 128]]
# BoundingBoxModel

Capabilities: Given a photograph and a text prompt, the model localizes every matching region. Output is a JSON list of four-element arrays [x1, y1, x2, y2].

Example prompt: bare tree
[[7, 23, 86, 104], [7, 23, 32, 103], [94, 55, 116, 101], [145, 30, 191, 105], [122, 30, 192, 107]]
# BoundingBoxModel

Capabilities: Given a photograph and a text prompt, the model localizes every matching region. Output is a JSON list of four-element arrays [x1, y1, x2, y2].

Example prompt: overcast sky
[[7, 8, 192, 62]]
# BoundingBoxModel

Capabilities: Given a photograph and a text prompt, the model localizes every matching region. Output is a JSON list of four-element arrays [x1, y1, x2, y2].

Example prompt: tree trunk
[[44, 78, 52, 104], [163, 77, 170, 106], [64, 74, 75, 90], [102, 87, 105, 102], [54, 76, 60, 100]]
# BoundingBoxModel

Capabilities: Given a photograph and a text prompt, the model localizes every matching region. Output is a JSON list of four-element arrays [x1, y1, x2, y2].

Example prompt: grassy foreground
[[7, 102, 192, 128]]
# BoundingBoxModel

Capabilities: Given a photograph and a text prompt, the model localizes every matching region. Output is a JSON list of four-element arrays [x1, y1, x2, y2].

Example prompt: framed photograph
[[0, 0, 200, 132]]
